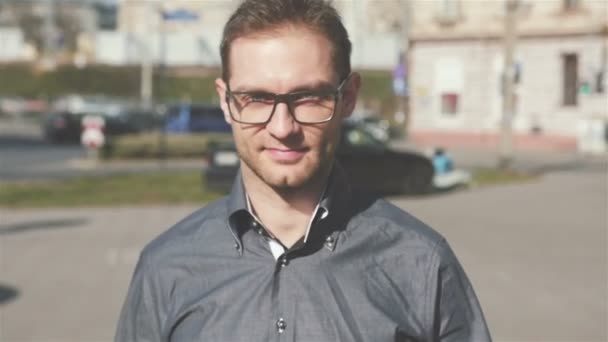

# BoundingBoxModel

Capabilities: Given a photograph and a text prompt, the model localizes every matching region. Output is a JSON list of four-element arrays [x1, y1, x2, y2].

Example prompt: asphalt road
[[0, 118, 88, 181], [0, 136, 87, 181], [0, 118, 203, 181], [1, 161, 606, 341]]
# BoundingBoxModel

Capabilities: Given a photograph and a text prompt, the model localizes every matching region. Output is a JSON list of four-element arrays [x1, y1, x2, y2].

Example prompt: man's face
[[215, 25, 360, 190]]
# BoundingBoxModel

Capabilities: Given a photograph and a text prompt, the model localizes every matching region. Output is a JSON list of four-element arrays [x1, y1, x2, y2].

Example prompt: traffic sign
[[81, 115, 106, 149]]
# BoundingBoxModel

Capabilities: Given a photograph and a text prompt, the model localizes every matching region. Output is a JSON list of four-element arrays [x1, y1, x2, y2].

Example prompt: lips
[[265, 147, 308, 163]]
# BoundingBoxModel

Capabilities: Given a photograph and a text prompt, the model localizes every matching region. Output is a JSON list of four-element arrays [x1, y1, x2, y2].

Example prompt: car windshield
[[341, 124, 387, 151]]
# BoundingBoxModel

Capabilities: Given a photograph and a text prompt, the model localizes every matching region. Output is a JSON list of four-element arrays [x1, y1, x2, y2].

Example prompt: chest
[[164, 252, 431, 342]]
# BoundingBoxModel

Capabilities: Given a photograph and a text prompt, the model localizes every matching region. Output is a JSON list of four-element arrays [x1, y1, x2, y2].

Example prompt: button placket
[[276, 317, 286, 333]]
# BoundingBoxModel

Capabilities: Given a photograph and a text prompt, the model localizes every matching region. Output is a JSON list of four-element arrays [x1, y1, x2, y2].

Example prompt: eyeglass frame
[[224, 74, 351, 125]]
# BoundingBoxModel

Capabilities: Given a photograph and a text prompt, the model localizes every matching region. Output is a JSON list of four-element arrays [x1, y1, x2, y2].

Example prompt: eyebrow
[[231, 80, 336, 94]]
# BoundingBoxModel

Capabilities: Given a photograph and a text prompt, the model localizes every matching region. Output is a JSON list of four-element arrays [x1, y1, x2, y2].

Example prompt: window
[[440, 0, 459, 18], [94, 3, 118, 31], [441, 93, 459, 115], [595, 70, 605, 94], [562, 53, 578, 106], [435, 58, 463, 116], [436, 0, 460, 25], [563, 0, 579, 10]]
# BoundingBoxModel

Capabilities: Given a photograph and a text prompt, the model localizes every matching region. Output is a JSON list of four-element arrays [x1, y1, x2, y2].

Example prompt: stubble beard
[[239, 146, 335, 195]]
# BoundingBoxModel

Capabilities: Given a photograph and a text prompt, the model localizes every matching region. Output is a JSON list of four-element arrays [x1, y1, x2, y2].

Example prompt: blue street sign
[[393, 62, 408, 96], [162, 9, 199, 21]]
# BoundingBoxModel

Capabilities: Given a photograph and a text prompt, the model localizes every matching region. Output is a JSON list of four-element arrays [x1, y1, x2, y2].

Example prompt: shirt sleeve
[[115, 255, 165, 342], [429, 239, 492, 342]]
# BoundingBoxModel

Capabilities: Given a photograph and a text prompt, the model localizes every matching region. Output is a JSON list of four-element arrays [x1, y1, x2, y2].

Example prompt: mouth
[[264, 147, 309, 164]]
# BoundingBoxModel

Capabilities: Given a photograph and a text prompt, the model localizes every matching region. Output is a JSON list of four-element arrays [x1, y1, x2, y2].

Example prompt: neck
[[241, 165, 330, 247]]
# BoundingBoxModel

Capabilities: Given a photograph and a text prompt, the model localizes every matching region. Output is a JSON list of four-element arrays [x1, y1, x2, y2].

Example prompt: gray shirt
[[115, 166, 491, 342]]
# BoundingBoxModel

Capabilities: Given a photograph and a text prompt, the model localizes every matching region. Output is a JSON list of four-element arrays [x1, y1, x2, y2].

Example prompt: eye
[[292, 92, 332, 105], [246, 93, 275, 104]]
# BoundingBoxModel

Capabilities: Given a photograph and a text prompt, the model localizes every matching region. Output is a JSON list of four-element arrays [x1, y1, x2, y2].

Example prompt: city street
[[0, 157, 606, 341], [0, 118, 86, 181], [0, 118, 204, 181]]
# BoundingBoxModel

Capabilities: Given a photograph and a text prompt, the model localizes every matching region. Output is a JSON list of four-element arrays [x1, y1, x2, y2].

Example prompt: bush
[[0, 64, 392, 110], [101, 132, 233, 160], [0, 63, 220, 102]]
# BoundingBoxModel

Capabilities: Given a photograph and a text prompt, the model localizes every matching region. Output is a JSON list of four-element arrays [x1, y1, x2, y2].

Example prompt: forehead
[[228, 25, 336, 91]]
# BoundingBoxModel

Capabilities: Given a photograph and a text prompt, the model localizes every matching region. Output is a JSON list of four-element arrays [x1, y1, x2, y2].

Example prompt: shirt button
[[276, 318, 286, 333], [234, 243, 240, 250], [279, 255, 289, 267]]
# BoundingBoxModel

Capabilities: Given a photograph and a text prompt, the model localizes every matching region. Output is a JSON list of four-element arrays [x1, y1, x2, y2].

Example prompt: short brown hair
[[220, 0, 352, 82]]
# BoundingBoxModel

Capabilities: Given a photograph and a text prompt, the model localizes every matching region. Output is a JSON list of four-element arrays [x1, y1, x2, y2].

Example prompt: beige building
[[113, 0, 405, 68], [109, 0, 237, 65], [408, 0, 608, 151]]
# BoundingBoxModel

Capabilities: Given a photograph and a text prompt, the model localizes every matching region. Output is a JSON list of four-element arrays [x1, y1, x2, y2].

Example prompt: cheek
[[232, 127, 269, 167], [231, 128, 254, 159]]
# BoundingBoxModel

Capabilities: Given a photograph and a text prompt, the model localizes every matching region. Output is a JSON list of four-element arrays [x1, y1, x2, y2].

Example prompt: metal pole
[[401, 0, 411, 139], [140, 2, 153, 108], [498, 0, 518, 169], [42, 0, 56, 69], [158, 5, 168, 163]]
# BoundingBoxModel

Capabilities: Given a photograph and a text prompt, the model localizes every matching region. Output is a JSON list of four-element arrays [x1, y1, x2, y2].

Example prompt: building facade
[[408, 0, 608, 151], [108, 0, 404, 69]]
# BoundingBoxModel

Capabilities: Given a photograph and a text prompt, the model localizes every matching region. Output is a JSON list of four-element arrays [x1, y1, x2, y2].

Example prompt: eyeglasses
[[225, 76, 350, 125]]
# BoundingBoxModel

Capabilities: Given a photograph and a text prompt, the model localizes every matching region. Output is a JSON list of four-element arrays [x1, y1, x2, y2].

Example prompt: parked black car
[[42, 111, 83, 143], [42, 106, 161, 144], [203, 121, 434, 195]]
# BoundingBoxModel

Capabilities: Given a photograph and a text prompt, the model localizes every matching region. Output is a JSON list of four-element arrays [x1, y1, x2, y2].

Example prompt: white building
[[408, 0, 608, 151], [107, 0, 403, 69]]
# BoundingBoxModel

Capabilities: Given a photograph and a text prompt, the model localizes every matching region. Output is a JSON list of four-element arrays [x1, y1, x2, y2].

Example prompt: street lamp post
[[156, 6, 200, 162], [498, 0, 519, 169], [140, 2, 153, 108]]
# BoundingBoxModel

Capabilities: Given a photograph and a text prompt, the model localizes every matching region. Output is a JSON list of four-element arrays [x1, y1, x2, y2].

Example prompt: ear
[[215, 78, 232, 124], [339, 72, 361, 119]]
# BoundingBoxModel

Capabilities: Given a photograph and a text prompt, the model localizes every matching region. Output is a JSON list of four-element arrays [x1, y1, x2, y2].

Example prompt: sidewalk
[[390, 138, 607, 173]]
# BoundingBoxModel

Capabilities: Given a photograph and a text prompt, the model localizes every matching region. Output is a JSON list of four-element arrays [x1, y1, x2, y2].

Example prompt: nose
[[266, 103, 299, 139]]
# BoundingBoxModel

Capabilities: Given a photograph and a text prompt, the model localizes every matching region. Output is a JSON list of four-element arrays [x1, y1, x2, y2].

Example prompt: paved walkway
[[0, 163, 606, 341]]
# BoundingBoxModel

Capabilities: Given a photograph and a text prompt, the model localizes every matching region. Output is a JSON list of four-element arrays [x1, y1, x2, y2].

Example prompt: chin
[[241, 150, 332, 191], [262, 166, 316, 190]]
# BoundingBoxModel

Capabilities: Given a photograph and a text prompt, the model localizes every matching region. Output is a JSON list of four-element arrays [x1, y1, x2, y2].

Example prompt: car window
[[166, 105, 184, 118], [190, 106, 223, 120], [341, 125, 386, 151]]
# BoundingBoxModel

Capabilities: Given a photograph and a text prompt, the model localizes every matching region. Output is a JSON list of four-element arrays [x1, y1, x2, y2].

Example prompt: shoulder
[[138, 196, 232, 265], [353, 197, 445, 250]]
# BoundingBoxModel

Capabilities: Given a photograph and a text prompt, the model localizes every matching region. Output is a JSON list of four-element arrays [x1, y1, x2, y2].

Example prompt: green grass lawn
[[471, 168, 539, 187], [0, 171, 224, 208], [0, 168, 537, 208]]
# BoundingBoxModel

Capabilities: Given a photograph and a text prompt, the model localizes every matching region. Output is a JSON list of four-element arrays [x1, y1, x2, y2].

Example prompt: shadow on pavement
[[0, 283, 19, 305], [0, 218, 88, 236]]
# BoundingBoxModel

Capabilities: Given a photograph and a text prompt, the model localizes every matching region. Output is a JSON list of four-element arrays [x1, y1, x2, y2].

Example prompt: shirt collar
[[226, 163, 351, 249], [245, 180, 329, 244]]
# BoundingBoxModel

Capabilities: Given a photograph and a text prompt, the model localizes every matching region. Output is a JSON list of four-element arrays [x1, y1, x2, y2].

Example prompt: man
[[116, 0, 491, 341]]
